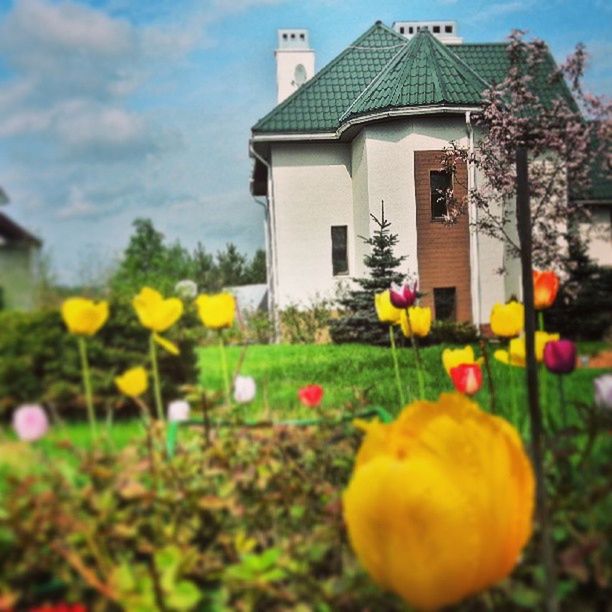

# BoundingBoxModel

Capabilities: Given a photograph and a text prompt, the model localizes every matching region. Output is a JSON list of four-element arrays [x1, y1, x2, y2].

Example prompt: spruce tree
[[330, 203, 407, 345]]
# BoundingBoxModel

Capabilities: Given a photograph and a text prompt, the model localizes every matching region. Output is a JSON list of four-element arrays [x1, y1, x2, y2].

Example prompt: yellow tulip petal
[[196, 293, 236, 330], [343, 393, 535, 611], [374, 291, 401, 325], [115, 367, 148, 398], [442, 345, 476, 376], [133, 287, 184, 332], [490, 301, 524, 338], [61, 297, 109, 336], [400, 306, 431, 338], [153, 333, 180, 356]]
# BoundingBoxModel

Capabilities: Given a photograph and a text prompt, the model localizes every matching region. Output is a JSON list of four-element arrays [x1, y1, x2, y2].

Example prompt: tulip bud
[[298, 384, 324, 408], [167, 400, 190, 422], [234, 375, 257, 404], [12, 404, 49, 442], [594, 374, 612, 410], [543, 339, 576, 375], [533, 270, 559, 310], [450, 363, 483, 395], [389, 282, 418, 309]]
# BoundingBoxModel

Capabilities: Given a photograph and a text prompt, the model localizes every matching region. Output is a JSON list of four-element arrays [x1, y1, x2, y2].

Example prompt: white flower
[[175, 279, 198, 300], [233, 375, 256, 404], [167, 400, 190, 422], [594, 374, 612, 410]]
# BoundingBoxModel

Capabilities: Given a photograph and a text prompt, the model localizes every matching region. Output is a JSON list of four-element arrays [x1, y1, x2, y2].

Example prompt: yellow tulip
[[494, 331, 560, 367], [343, 393, 535, 611], [132, 287, 183, 332], [374, 290, 401, 324], [61, 297, 109, 336], [115, 367, 148, 398], [490, 301, 524, 338], [196, 293, 236, 330], [442, 345, 477, 376], [400, 306, 431, 338]]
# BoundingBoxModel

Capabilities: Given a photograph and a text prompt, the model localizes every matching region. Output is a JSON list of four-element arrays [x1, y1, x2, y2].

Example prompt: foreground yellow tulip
[[344, 393, 534, 611], [61, 297, 109, 336], [399, 306, 431, 338], [490, 301, 524, 338], [494, 331, 560, 367], [442, 345, 477, 375], [374, 290, 401, 325], [115, 367, 148, 398], [196, 293, 236, 330], [132, 287, 183, 332]]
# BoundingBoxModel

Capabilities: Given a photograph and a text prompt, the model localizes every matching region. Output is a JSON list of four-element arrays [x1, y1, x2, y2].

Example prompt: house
[[0, 188, 42, 310], [249, 20, 603, 330]]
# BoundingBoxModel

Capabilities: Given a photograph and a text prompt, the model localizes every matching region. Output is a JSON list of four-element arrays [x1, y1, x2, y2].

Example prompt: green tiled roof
[[253, 22, 576, 135], [344, 30, 489, 120]]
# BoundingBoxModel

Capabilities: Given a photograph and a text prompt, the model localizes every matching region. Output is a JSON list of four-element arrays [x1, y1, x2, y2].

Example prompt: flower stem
[[149, 333, 164, 421], [405, 313, 425, 399], [479, 338, 497, 414], [389, 325, 406, 406], [557, 375, 567, 428], [538, 310, 545, 332], [78, 336, 97, 444], [218, 331, 231, 406]]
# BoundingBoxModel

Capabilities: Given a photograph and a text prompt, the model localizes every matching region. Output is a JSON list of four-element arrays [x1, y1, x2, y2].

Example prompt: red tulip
[[389, 282, 418, 309], [450, 364, 483, 396], [298, 384, 324, 408], [29, 605, 87, 612], [543, 339, 576, 375]]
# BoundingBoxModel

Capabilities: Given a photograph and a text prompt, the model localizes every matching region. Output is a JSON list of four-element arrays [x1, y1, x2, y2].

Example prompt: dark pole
[[515, 146, 558, 612]]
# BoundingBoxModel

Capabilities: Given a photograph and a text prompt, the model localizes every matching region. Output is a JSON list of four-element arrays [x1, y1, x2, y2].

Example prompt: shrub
[[0, 300, 201, 421], [279, 299, 332, 344], [423, 320, 480, 346]]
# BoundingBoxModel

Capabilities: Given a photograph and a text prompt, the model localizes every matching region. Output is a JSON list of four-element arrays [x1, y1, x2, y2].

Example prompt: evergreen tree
[[330, 203, 407, 345]]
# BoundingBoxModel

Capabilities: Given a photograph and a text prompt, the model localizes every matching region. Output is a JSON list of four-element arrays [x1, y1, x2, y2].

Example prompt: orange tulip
[[533, 270, 559, 310]]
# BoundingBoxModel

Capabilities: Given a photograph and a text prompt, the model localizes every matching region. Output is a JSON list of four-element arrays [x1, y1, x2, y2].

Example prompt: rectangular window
[[331, 225, 349, 276], [445, 25, 453, 33], [430, 170, 452, 220], [433, 25, 440, 33], [434, 287, 456, 321]]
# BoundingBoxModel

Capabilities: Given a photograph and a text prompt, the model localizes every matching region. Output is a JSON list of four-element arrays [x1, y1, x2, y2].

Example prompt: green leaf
[[166, 580, 202, 611]]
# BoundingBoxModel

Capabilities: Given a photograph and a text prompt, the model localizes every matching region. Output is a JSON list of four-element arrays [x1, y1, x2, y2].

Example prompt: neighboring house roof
[[252, 21, 574, 136], [0, 211, 42, 247], [226, 283, 268, 312]]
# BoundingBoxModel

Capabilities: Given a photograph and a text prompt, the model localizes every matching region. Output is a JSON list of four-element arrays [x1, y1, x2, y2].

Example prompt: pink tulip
[[389, 282, 418, 309], [12, 404, 49, 442], [167, 400, 190, 422], [298, 385, 324, 408], [543, 339, 576, 375]]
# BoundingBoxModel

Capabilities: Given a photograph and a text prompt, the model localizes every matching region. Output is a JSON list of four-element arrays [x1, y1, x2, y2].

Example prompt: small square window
[[430, 170, 452, 220], [445, 25, 453, 33], [282, 33, 288, 40], [434, 287, 456, 321], [290, 33, 295, 39], [331, 226, 349, 276], [300, 33, 305, 40], [400, 26, 405, 34], [409, 26, 414, 34], [433, 25, 440, 33]]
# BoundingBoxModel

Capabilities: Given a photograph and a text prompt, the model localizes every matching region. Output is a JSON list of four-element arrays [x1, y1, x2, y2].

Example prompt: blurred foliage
[[0, 300, 200, 421], [109, 219, 266, 298], [279, 299, 333, 344], [0, 399, 610, 611], [422, 320, 480, 346]]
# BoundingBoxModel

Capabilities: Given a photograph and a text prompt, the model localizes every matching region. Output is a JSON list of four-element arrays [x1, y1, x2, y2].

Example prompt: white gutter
[[251, 132, 336, 143], [249, 142, 281, 342], [465, 111, 482, 328]]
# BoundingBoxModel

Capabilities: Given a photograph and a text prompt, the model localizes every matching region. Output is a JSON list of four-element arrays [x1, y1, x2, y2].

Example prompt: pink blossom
[[167, 400, 190, 422], [12, 404, 49, 442]]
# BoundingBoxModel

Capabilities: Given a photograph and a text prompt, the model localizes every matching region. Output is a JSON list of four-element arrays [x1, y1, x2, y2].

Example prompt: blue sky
[[0, 0, 610, 284]]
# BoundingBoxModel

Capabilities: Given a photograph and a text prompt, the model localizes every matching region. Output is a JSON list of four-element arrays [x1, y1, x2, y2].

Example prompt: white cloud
[[57, 186, 98, 219]]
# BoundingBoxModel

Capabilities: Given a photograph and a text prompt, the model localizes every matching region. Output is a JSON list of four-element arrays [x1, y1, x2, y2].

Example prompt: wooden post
[[515, 146, 558, 612]]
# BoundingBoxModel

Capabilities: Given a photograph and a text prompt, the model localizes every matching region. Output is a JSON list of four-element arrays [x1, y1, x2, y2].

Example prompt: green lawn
[[198, 342, 609, 431]]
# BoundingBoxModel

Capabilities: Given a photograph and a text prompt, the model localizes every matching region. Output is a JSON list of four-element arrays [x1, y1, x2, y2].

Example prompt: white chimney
[[275, 29, 315, 104], [392, 21, 463, 44]]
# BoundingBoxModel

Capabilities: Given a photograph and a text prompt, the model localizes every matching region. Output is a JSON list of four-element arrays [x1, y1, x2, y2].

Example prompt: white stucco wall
[[271, 142, 353, 308], [268, 116, 513, 323], [581, 205, 612, 266]]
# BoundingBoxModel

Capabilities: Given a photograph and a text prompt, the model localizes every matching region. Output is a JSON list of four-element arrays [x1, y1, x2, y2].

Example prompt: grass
[[198, 341, 609, 430]]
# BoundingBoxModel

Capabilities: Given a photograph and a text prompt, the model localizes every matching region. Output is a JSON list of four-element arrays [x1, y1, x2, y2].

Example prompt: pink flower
[[298, 385, 324, 408], [449, 364, 483, 396], [12, 404, 49, 442], [543, 339, 577, 375], [234, 375, 256, 404], [594, 374, 612, 410], [389, 282, 418, 309]]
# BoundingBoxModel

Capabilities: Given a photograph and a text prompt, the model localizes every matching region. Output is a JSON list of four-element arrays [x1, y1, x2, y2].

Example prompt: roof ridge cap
[[424, 33, 448, 101]]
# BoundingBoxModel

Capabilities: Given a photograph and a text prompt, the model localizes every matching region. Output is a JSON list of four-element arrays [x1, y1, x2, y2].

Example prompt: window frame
[[429, 169, 453, 222], [433, 287, 457, 321], [331, 225, 349, 276]]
